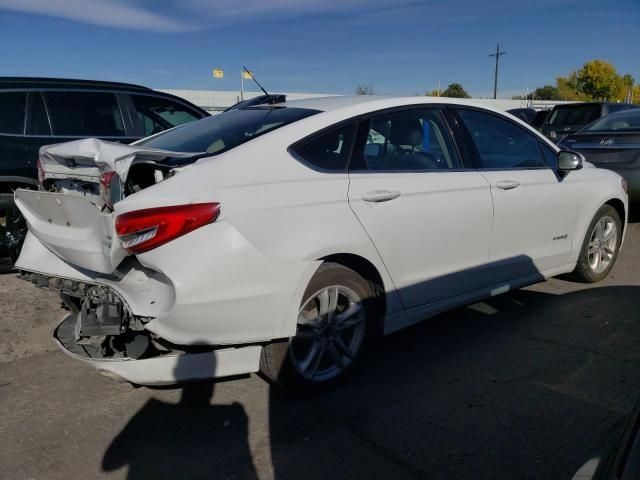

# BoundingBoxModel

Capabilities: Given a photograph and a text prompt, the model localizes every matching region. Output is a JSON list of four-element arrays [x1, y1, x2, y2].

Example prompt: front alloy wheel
[[573, 204, 622, 283]]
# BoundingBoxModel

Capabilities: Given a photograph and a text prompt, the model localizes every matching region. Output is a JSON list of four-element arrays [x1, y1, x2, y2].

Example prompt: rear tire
[[572, 205, 622, 283], [260, 262, 381, 393], [0, 193, 27, 264]]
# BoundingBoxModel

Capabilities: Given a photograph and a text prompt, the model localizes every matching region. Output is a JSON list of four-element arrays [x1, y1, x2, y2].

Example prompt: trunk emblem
[[600, 138, 615, 146], [65, 158, 77, 168]]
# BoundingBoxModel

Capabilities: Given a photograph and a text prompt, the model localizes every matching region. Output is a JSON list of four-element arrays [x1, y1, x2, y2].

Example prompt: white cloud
[[0, 0, 194, 32]]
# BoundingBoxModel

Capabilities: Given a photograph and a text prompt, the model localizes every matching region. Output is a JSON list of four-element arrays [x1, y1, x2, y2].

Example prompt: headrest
[[389, 118, 423, 146]]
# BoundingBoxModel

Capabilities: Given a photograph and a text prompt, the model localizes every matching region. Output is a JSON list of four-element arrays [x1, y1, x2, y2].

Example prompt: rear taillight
[[36, 157, 45, 187], [115, 203, 220, 254], [100, 171, 119, 209]]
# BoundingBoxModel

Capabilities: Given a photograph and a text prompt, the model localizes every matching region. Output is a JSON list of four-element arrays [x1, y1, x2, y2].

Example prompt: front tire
[[259, 262, 380, 393], [572, 205, 622, 283]]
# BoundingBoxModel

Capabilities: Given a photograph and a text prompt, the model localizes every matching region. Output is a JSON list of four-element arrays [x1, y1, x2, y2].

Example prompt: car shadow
[[268, 285, 640, 479], [99, 268, 640, 479]]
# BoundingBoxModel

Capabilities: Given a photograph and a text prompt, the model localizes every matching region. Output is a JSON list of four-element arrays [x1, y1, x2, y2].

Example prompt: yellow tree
[[556, 59, 634, 102]]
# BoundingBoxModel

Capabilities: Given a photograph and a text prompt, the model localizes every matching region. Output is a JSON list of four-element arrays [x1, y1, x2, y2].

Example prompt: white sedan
[[15, 96, 627, 392]]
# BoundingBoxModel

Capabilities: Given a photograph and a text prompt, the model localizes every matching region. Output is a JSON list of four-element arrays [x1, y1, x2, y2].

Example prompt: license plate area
[[79, 286, 127, 336]]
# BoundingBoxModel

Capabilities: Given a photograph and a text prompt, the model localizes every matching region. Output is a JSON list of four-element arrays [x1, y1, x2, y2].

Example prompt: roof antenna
[[242, 66, 269, 96]]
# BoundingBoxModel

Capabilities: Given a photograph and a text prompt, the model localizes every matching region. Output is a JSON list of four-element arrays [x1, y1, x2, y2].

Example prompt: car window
[[359, 108, 460, 171], [26, 92, 51, 136], [44, 91, 125, 136], [547, 105, 601, 126], [0, 91, 26, 135], [540, 143, 557, 168], [586, 110, 640, 132], [291, 123, 356, 171], [137, 106, 319, 154], [131, 95, 202, 136], [458, 109, 546, 169]]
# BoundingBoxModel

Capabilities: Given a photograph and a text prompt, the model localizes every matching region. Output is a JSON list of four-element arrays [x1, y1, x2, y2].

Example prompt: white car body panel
[[348, 170, 493, 309], [14, 96, 628, 385]]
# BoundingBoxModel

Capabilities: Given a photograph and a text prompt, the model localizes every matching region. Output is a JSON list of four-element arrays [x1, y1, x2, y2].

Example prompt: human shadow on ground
[[102, 356, 258, 480]]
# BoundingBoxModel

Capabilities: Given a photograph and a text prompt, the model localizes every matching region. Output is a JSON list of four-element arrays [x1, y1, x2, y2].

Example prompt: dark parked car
[[559, 109, 640, 202], [531, 109, 551, 130], [572, 392, 640, 479], [0, 77, 208, 259], [506, 107, 537, 124], [541, 102, 639, 144]]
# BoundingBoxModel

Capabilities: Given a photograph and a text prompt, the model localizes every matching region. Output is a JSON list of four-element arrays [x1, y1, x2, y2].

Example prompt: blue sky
[[0, 0, 638, 98]]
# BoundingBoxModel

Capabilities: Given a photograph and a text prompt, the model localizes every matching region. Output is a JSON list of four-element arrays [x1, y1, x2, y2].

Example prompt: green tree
[[530, 85, 561, 100], [355, 84, 375, 95], [441, 83, 470, 98]]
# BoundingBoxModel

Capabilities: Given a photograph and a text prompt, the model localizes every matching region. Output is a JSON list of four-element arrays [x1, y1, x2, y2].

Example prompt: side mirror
[[558, 150, 584, 172]]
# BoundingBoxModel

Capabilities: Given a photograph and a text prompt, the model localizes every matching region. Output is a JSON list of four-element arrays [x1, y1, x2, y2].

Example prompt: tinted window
[[131, 95, 202, 136], [360, 108, 460, 171], [0, 91, 26, 134], [291, 123, 356, 171], [138, 107, 319, 154], [44, 91, 125, 136], [586, 110, 640, 132], [547, 105, 601, 126], [608, 104, 637, 114], [541, 143, 557, 168], [458, 109, 546, 169], [27, 92, 51, 135]]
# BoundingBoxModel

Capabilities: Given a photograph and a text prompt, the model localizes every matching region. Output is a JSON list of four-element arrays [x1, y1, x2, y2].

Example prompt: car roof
[[282, 95, 497, 113], [0, 76, 152, 92], [553, 102, 633, 109]]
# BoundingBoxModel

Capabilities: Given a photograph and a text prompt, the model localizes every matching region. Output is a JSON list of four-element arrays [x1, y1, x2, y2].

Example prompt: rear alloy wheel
[[573, 205, 622, 283], [260, 263, 379, 393]]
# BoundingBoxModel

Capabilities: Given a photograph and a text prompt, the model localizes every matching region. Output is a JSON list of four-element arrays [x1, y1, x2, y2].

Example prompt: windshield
[[137, 106, 320, 154], [547, 104, 601, 126], [585, 110, 640, 132]]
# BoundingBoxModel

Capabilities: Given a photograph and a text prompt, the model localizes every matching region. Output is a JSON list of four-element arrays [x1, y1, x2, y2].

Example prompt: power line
[[489, 42, 506, 99]]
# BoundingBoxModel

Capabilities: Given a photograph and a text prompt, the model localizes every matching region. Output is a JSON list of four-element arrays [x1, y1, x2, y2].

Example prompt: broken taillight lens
[[36, 157, 45, 188], [100, 171, 120, 210], [115, 203, 220, 254]]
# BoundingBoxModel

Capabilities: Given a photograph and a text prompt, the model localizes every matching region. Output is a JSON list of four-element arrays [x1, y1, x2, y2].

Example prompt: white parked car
[[15, 96, 628, 392]]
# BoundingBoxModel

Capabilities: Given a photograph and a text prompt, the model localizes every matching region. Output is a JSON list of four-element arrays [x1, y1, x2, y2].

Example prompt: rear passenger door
[[42, 90, 137, 144], [347, 107, 493, 310], [455, 108, 578, 281]]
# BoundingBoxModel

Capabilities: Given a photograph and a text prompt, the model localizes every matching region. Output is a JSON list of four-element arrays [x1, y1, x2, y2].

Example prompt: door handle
[[362, 190, 402, 203], [495, 180, 520, 190]]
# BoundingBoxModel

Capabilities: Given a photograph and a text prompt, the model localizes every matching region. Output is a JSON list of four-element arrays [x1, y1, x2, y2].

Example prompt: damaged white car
[[15, 97, 628, 391]]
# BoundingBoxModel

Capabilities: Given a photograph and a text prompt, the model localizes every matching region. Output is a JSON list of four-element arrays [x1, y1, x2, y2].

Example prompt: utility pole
[[489, 42, 506, 99]]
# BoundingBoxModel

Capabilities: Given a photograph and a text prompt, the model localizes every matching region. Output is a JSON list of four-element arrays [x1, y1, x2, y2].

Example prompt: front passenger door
[[455, 108, 578, 282]]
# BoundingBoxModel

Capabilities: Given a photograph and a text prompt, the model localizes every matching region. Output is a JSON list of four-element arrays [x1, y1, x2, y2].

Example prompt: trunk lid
[[16, 138, 205, 274]]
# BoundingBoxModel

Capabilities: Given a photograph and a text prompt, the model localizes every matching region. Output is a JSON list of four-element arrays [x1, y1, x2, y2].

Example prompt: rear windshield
[[137, 106, 320, 154], [547, 105, 601, 126], [585, 110, 640, 132]]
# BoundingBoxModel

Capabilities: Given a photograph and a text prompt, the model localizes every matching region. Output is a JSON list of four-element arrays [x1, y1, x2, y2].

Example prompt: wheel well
[[605, 198, 626, 231], [320, 253, 387, 328]]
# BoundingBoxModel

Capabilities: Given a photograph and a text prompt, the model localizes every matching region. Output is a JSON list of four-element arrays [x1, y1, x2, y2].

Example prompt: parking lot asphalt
[[2, 224, 640, 480]]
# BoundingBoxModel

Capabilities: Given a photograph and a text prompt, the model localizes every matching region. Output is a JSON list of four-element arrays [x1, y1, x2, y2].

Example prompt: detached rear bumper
[[54, 314, 262, 385]]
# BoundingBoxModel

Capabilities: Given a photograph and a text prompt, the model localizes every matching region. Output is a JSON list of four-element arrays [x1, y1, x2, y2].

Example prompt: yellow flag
[[242, 70, 253, 80], [212, 68, 224, 79]]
